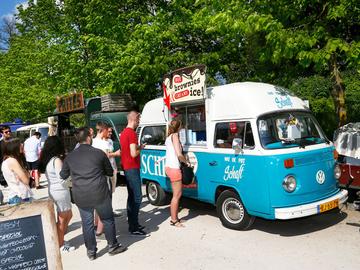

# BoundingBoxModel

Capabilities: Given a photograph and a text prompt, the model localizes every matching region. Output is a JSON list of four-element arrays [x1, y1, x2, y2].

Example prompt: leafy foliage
[[0, 0, 358, 134]]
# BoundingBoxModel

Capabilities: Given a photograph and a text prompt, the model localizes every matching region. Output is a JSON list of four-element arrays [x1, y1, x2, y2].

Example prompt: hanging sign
[[56, 92, 85, 113], [163, 65, 206, 109]]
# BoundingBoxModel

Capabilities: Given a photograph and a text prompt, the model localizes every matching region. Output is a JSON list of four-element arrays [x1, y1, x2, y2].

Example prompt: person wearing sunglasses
[[0, 125, 12, 189]]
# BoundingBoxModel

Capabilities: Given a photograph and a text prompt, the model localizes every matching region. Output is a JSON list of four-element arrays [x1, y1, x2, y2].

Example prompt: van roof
[[208, 82, 309, 120], [140, 82, 309, 125], [16, 123, 50, 131]]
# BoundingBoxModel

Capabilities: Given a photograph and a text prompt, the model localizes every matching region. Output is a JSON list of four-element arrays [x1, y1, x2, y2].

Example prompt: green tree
[[246, 0, 360, 126]]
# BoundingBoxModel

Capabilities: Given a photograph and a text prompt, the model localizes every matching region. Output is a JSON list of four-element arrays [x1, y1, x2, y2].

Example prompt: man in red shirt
[[120, 111, 147, 236]]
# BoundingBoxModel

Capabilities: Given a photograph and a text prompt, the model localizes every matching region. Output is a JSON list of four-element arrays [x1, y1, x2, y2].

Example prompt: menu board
[[0, 215, 48, 270]]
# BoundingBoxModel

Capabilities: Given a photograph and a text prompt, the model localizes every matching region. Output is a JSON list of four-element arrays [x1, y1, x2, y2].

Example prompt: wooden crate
[[101, 94, 134, 112]]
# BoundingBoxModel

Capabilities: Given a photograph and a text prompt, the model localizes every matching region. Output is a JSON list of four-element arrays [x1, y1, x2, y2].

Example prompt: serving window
[[173, 104, 206, 145]]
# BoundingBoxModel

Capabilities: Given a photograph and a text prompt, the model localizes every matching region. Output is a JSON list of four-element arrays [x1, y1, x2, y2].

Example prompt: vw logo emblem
[[316, 170, 326, 184]]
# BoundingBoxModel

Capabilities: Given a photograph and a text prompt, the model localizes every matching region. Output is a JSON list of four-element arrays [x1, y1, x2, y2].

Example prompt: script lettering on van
[[275, 95, 293, 109], [141, 153, 166, 177], [223, 156, 246, 182]]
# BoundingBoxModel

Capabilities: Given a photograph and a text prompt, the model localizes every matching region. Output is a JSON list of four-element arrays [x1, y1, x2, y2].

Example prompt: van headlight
[[282, 175, 297, 193], [334, 165, 341, 180]]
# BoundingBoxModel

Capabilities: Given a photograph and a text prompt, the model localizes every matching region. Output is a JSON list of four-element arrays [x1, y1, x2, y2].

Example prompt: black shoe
[[35, 185, 46, 190], [138, 224, 145, 230], [87, 254, 96, 261], [108, 245, 128, 256], [130, 228, 148, 236]]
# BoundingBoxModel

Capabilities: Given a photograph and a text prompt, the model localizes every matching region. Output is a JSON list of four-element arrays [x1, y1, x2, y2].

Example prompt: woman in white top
[[165, 119, 190, 227], [38, 136, 74, 252], [1, 138, 32, 205]]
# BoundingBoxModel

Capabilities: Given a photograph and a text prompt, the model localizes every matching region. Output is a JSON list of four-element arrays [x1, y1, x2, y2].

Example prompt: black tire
[[146, 181, 168, 206], [216, 190, 255, 230]]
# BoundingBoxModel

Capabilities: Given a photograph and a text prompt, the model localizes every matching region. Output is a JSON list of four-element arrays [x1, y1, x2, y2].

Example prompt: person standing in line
[[74, 127, 94, 150], [1, 125, 12, 188], [106, 127, 120, 194], [165, 119, 190, 227], [120, 111, 147, 236], [1, 138, 32, 205], [60, 127, 127, 260], [38, 136, 74, 252], [92, 121, 111, 236], [24, 131, 44, 189], [106, 127, 121, 217]]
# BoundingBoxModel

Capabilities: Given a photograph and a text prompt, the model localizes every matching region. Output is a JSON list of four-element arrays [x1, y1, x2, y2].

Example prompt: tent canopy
[[334, 122, 360, 159]]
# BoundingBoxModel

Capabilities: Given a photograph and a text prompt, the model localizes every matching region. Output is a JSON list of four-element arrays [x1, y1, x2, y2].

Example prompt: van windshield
[[257, 112, 328, 149]]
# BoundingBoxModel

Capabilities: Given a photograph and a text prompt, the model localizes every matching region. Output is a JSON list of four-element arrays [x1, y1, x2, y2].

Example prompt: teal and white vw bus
[[138, 82, 348, 230]]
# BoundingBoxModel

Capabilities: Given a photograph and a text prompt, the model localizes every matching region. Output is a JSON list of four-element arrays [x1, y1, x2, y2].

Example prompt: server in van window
[[120, 111, 147, 236], [24, 131, 44, 189], [165, 119, 190, 227]]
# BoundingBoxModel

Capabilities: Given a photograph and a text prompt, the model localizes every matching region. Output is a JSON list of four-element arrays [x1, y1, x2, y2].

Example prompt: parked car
[[16, 123, 50, 147]]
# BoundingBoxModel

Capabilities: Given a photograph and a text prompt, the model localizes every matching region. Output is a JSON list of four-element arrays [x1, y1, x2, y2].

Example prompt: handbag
[[181, 163, 194, 185]]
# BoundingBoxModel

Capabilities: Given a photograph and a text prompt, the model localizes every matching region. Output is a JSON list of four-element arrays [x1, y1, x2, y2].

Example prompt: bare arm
[[54, 158, 67, 184], [8, 158, 30, 185], [108, 149, 120, 158], [130, 143, 142, 158], [172, 133, 188, 165]]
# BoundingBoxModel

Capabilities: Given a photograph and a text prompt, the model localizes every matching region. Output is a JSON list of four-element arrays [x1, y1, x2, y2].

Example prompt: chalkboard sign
[[0, 200, 62, 270], [0, 215, 48, 270]]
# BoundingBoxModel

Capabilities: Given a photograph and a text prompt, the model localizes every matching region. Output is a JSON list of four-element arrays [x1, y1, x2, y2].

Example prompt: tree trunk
[[330, 55, 347, 127]]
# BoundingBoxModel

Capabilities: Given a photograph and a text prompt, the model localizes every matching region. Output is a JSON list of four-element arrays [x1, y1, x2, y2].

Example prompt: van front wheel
[[146, 181, 168, 206], [216, 190, 255, 230]]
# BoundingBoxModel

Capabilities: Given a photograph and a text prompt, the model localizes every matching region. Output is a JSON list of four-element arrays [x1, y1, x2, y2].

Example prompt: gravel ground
[[3, 179, 360, 270]]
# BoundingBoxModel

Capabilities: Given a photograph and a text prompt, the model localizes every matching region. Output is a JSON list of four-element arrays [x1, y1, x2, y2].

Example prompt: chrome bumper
[[274, 189, 348, 220]]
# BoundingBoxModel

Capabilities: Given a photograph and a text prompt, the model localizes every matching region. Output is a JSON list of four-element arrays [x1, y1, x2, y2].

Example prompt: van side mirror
[[232, 138, 243, 151]]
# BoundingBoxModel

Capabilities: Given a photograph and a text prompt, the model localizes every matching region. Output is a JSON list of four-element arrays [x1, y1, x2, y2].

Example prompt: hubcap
[[222, 197, 244, 224], [148, 183, 158, 201]]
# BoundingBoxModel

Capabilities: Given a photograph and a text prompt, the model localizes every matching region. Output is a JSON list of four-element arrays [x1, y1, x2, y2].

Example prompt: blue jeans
[[124, 168, 142, 232], [78, 196, 119, 256]]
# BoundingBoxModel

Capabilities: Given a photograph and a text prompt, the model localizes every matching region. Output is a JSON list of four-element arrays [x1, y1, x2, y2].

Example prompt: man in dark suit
[[60, 127, 127, 260]]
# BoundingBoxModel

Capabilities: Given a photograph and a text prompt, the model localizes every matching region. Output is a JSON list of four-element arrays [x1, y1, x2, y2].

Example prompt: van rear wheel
[[146, 181, 168, 206], [216, 190, 255, 230]]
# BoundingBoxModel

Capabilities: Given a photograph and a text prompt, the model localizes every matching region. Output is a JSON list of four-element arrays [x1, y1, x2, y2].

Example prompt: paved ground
[[4, 181, 360, 270]]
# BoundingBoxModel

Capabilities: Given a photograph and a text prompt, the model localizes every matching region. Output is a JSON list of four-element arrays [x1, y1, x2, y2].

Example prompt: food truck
[[138, 65, 348, 230], [52, 92, 135, 176]]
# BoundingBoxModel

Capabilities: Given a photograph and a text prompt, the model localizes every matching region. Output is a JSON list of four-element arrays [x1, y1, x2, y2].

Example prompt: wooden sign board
[[0, 200, 63, 270], [56, 92, 85, 113]]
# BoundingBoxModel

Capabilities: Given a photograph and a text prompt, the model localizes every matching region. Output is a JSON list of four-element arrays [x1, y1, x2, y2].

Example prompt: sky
[[0, 0, 28, 20]]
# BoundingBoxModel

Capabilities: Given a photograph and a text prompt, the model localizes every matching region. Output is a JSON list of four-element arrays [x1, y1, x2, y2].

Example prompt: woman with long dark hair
[[1, 138, 32, 204], [165, 119, 190, 227], [38, 136, 74, 252]]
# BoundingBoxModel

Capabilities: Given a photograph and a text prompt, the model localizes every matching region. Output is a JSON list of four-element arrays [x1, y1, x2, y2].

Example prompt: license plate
[[319, 199, 339, 213]]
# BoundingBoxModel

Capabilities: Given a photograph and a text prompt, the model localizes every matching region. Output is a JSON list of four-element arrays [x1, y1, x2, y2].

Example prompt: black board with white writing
[[0, 215, 48, 270]]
